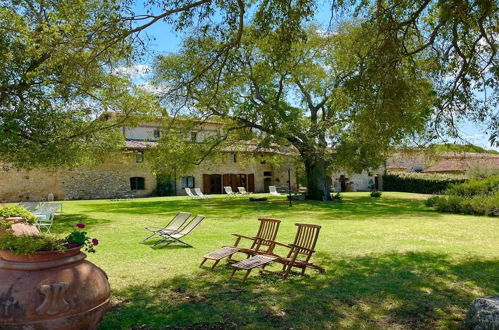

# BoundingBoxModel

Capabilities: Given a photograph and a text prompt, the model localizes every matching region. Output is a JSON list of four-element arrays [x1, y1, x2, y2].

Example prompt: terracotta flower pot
[[0, 246, 81, 263], [0, 248, 110, 330]]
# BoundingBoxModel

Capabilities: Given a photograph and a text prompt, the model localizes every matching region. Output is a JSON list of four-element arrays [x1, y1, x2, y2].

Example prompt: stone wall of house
[[61, 170, 132, 200], [174, 153, 297, 195], [0, 149, 297, 201], [0, 151, 156, 202], [0, 166, 60, 202]]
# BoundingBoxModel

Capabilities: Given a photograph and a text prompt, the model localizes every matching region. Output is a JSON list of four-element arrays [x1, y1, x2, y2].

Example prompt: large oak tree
[[153, 25, 435, 199]]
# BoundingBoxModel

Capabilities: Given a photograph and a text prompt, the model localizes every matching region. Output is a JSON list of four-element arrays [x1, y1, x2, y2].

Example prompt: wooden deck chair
[[19, 201, 39, 212], [269, 186, 280, 196], [224, 186, 237, 196], [143, 212, 192, 242], [237, 187, 250, 194], [185, 188, 200, 199], [230, 223, 324, 281], [200, 218, 281, 270], [153, 215, 205, 247], [194, 188, 212, 199]]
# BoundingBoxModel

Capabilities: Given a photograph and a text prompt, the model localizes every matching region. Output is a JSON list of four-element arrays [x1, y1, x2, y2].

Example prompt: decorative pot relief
[[36, 283, 70, 315], [1, 296, 18, 317], [0, 251, 110, 329]]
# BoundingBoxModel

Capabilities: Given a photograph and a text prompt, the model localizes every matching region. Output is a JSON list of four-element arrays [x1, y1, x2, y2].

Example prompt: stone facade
[[0, 119, 297, 202], [173, 153, 296, 196], [0, 152, 156, 202]]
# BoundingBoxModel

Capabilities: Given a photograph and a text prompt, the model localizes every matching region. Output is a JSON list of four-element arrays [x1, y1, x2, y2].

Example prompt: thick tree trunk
[[304, 158, 330, 200]]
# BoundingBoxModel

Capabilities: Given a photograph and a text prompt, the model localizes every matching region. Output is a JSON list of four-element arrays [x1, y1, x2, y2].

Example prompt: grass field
[[50, 192, 499, 329]]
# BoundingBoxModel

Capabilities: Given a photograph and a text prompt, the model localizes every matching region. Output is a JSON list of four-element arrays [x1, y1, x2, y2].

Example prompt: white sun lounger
[[269, 186, 281, 196], [185, 188, 200, 199], [224, 186, 237, 196], [194, 188, 212, 199], [238, 187, 251, 194]]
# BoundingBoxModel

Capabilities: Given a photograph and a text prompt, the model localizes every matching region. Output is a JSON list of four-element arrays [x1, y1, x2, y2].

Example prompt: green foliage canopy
[[0, 0, 156, 168]]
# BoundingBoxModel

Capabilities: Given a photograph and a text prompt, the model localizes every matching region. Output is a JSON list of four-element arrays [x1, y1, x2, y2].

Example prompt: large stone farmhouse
[[0, 119, 297, 202]]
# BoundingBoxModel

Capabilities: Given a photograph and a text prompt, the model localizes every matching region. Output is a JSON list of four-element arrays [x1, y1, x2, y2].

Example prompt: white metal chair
[[19, 201, 40, 212], [32, 203, 61, 233]]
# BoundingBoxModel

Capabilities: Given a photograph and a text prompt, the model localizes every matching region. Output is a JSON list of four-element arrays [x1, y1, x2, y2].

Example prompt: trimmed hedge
[[383, 173, 467, 194]]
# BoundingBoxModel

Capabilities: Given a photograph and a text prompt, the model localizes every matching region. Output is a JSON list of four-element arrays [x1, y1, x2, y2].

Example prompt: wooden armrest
[[288, 244, 315, 253], [262, 239, 291, 249], [231, 234, 255, 240]]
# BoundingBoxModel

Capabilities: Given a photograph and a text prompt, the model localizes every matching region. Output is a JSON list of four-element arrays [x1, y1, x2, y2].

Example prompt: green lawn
[[51, 192, 499, 329]]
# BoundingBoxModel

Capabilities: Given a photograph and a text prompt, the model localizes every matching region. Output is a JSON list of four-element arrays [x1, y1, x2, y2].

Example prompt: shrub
[[424, 196, 441, 207], [370, 191, 382, 198], [467, 164, 499, 179], [383, 173, 467, 194], [444, 175, 499, 197], [432, 195, 464, 213], [460, 193, 499, 216], [155, 175, 176, 196], [426, 192, 499, 217], [0, 205, 37, 224]]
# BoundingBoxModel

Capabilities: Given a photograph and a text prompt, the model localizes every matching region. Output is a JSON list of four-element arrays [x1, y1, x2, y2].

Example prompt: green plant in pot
[[0, 205, 37, 230], [0, 222, 99, 258]]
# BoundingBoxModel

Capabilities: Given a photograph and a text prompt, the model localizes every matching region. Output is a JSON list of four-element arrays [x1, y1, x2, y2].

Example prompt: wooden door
[[239, 174, 247, 189], [223, 174, 230, 188], [211, 174, 222, 194], [230, 174, 238, 191], [263, 177, 271, 193], [203, 174, 211, 194], [248, 174, 255, 192]]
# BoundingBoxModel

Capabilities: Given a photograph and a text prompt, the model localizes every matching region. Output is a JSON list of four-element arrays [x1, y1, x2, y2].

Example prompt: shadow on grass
[[100, 252, 498, 329], [81, 195, 440, 222], [51, 214, 112, 233]]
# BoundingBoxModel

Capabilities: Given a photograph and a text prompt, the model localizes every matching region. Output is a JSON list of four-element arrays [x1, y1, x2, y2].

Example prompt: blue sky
[[129, 1, 497, 151]]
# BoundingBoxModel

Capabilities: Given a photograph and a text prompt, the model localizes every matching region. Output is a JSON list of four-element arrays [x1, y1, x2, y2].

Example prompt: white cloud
[[137, 82, 169, 95], [112, 64, 150, 78]]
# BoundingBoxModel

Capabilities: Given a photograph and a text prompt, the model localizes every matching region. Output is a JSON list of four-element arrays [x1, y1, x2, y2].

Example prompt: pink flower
[[69, 242, 80, 248], [75, 223, 85, 229], [91, 238, 99, 246]]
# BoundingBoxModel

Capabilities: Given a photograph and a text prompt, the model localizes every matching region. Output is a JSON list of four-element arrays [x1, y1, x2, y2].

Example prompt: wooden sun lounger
[[200, 218, 281, 270], [230, 223, 324, 281]]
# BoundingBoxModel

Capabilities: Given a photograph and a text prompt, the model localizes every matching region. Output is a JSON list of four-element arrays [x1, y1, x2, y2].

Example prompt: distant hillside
[[429, 144, 499, 154]]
